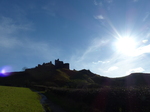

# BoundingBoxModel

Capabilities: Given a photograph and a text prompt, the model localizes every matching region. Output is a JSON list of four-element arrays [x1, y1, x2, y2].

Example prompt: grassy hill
[[0, 60, 150, 89], [0, 67, 150, 88]]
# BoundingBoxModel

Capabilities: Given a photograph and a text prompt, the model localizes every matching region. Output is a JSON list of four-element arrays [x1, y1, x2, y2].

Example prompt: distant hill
[[0, 60, 150, 88]]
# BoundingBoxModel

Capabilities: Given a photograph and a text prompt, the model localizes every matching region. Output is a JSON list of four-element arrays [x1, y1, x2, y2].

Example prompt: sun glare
[[1, 69, 6, 74], [0, 66, 12, 77], [115, 36, 137, 56]]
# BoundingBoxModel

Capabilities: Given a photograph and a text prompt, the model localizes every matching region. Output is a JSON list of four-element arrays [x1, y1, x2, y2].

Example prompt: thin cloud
[[0, 16, 33, 34], [0, 37, 60, 70], [69, 38, 110, 70], [133, 0, 139, 2], [101, 57, 139, 77], [146, 33, 150, 38], [42, 2, 56, 17], [143, 12, 150, 22], [94, 0, 98, 5], [94, 0, 103, 6], [80, 39, 109, 62], [0, 37, 21, 48], [93, 60, 110, 64], [0, 16, 32, 49], [107, 66, 118, 72], [94, 15, 105, 20], [142, 40, 148, 43], [106, 0, 113, 3], [22, 39, 60, 60], [133, 44, 150, 56], [0, 16, 60, 71], [126, 67, 145, 75]]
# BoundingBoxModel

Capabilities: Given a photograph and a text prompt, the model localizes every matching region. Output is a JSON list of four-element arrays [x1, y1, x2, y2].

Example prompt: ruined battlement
[[29, 59, 70, 70], [55, 59, 69, 69]]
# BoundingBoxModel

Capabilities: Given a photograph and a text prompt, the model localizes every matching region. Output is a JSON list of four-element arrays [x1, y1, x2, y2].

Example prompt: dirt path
[[38, 92, 68, 112]]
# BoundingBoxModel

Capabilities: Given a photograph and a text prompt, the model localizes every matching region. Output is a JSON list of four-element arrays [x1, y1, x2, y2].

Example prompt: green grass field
[[0, 86, 44, 112]]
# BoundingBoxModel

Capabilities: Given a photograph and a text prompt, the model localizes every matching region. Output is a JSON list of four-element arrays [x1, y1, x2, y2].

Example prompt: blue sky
[[0, 0, 150, 77]]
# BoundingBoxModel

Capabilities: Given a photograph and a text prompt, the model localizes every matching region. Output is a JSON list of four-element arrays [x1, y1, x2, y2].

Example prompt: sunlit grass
[[0, 86, 44, 112]]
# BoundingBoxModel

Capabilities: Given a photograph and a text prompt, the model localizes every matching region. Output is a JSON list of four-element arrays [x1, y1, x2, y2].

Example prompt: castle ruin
[[32, 59, 69, 70], [55, 59, 69, 69]]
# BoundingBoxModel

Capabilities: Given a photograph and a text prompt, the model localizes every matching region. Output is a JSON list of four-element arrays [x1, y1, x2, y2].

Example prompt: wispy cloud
[[146, 33, 150, 38], [94, 0, 98, 5], [94, 15, 105, 20], [0, 15, 59, 59], [70, 36, 150, 77], [22, 39, 60, 60], [42, 1, 56, 17], [106, 0, 113, 3], [76, 38, 109, 63], [126, 67, 145, 75], [0, 37, 21, 49], [107, 66, 118, 72], [0, 16, 60, 70], [69, 38, 110, 69], [0, 16, 32, 35], [133, 0, 139, 2], [132, 44, 150, 56], [94, 0, 103, 6], [142, 40, 148, 43], [93, 60, 110, 64], [143, 12, 150, 22], [0, 16, 32, 49]]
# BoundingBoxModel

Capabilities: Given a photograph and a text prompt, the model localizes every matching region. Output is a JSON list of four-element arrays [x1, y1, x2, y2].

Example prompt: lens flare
[[0, 66, 12, 77], [1, 69, 6, 74]]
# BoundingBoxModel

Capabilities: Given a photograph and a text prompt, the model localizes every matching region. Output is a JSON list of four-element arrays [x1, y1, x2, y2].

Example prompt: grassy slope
[[0, 86, 44, 112]]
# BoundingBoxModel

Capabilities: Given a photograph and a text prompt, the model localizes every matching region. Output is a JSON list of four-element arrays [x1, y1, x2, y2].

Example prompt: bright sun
[[115, 36, 137, 56]]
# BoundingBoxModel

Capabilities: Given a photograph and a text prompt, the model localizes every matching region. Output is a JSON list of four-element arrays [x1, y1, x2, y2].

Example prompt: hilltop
[[0, 59, 150, 88]]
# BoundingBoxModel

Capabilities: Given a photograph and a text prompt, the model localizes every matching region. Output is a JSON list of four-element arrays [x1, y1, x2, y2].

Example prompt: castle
[[54, 59, 69, 69], [34, 59, 69, 70]]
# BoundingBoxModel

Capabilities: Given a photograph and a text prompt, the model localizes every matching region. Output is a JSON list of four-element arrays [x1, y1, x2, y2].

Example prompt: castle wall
[[26, 59, 70, 71], [55, 59, 69, 69], [64, 63, 69, 69]]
